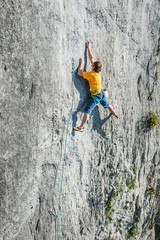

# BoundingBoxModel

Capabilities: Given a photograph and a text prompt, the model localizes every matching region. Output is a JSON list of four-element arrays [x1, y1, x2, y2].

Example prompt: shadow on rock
[[135, 116, 150, 134], [72, 70, 90, 136], [88, 196, 103, 208], [92, 107, 112, 139]]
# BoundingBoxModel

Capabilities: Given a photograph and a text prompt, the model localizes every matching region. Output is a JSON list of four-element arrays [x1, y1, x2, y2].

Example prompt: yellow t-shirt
[[83, 71, 102, 95]]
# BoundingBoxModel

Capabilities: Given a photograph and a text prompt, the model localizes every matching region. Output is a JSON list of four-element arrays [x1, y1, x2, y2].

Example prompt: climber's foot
[[114, 113, 118, 118], [73, 126, 84, 132], [108, 105, 118, 118]]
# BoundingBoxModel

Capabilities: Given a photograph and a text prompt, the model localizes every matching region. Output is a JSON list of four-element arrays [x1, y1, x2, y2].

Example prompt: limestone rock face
[[0, 0, 160, 240]]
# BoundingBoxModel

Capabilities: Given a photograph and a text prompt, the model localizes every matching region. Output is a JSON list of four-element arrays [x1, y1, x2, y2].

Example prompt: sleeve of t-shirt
[[83, 72, 90, 79]]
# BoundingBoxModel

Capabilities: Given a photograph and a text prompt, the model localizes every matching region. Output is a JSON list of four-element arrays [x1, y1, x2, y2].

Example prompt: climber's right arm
[[86, 42, 94, 65]]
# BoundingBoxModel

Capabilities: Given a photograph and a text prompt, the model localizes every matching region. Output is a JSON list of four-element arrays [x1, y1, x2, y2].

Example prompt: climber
[[73, 42, 118, 132]]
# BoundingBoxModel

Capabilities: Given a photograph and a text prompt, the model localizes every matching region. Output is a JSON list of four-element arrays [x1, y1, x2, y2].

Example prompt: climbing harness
[[91, 89, 108, 103], [49, 65, 76, 240], [90, 88, 102, 95]]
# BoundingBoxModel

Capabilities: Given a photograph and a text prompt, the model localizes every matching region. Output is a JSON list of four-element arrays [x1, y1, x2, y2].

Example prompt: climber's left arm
[[77, 58, 84, 77]]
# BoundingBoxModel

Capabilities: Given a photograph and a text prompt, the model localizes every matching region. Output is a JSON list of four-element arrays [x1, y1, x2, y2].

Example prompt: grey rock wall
[[0, 0, 160, 240]]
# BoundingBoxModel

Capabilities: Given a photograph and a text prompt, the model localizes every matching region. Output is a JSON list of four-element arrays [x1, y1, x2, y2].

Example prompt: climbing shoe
[[73, 126, 84, 132]]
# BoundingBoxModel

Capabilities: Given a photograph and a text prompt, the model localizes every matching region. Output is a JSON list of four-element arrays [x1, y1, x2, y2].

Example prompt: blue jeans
[[85, 92, 109, 114]]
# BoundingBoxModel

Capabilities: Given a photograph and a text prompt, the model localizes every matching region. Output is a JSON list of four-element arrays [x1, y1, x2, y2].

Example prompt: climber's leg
[[108, 105, 118, 118], [100, 98, 118, 118], [79, 113, 89, 129], [73, 113, 89, 131], [73, 97, 97, 131]]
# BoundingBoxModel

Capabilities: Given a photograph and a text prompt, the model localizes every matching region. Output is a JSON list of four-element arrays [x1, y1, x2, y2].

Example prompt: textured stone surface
[[0, 0, 160, 239]]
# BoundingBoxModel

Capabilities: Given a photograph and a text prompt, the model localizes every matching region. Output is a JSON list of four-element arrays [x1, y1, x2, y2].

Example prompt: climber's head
[[92, 61, 102, 73]]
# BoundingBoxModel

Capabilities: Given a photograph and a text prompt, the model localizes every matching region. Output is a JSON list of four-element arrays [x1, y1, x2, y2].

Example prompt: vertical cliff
[[0, 0, 160, 239]]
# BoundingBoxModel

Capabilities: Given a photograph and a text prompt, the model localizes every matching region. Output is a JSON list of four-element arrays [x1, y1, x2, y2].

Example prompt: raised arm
[[77, 58, 84, 77], [86, 42, 94, 65]]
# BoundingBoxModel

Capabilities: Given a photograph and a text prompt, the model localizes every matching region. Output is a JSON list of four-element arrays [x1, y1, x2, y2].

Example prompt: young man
[[74, 42, 118, 132]]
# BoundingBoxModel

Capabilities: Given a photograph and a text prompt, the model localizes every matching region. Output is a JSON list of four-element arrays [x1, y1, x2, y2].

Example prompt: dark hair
[[93, 61, 102, 72]]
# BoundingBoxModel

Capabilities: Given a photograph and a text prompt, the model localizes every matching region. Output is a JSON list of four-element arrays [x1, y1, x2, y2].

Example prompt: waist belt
[[92, 95, 101, 103], [91, 90, 105, 103], [91, 88, 102, 95]]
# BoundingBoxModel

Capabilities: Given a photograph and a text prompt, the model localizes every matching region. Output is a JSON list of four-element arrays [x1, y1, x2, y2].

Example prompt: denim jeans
[[85, 92, 109, 114]]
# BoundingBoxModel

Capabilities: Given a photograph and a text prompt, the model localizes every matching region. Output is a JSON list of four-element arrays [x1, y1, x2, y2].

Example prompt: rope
[[49, 65, 91, 239], [49, 64, 76, 240]]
